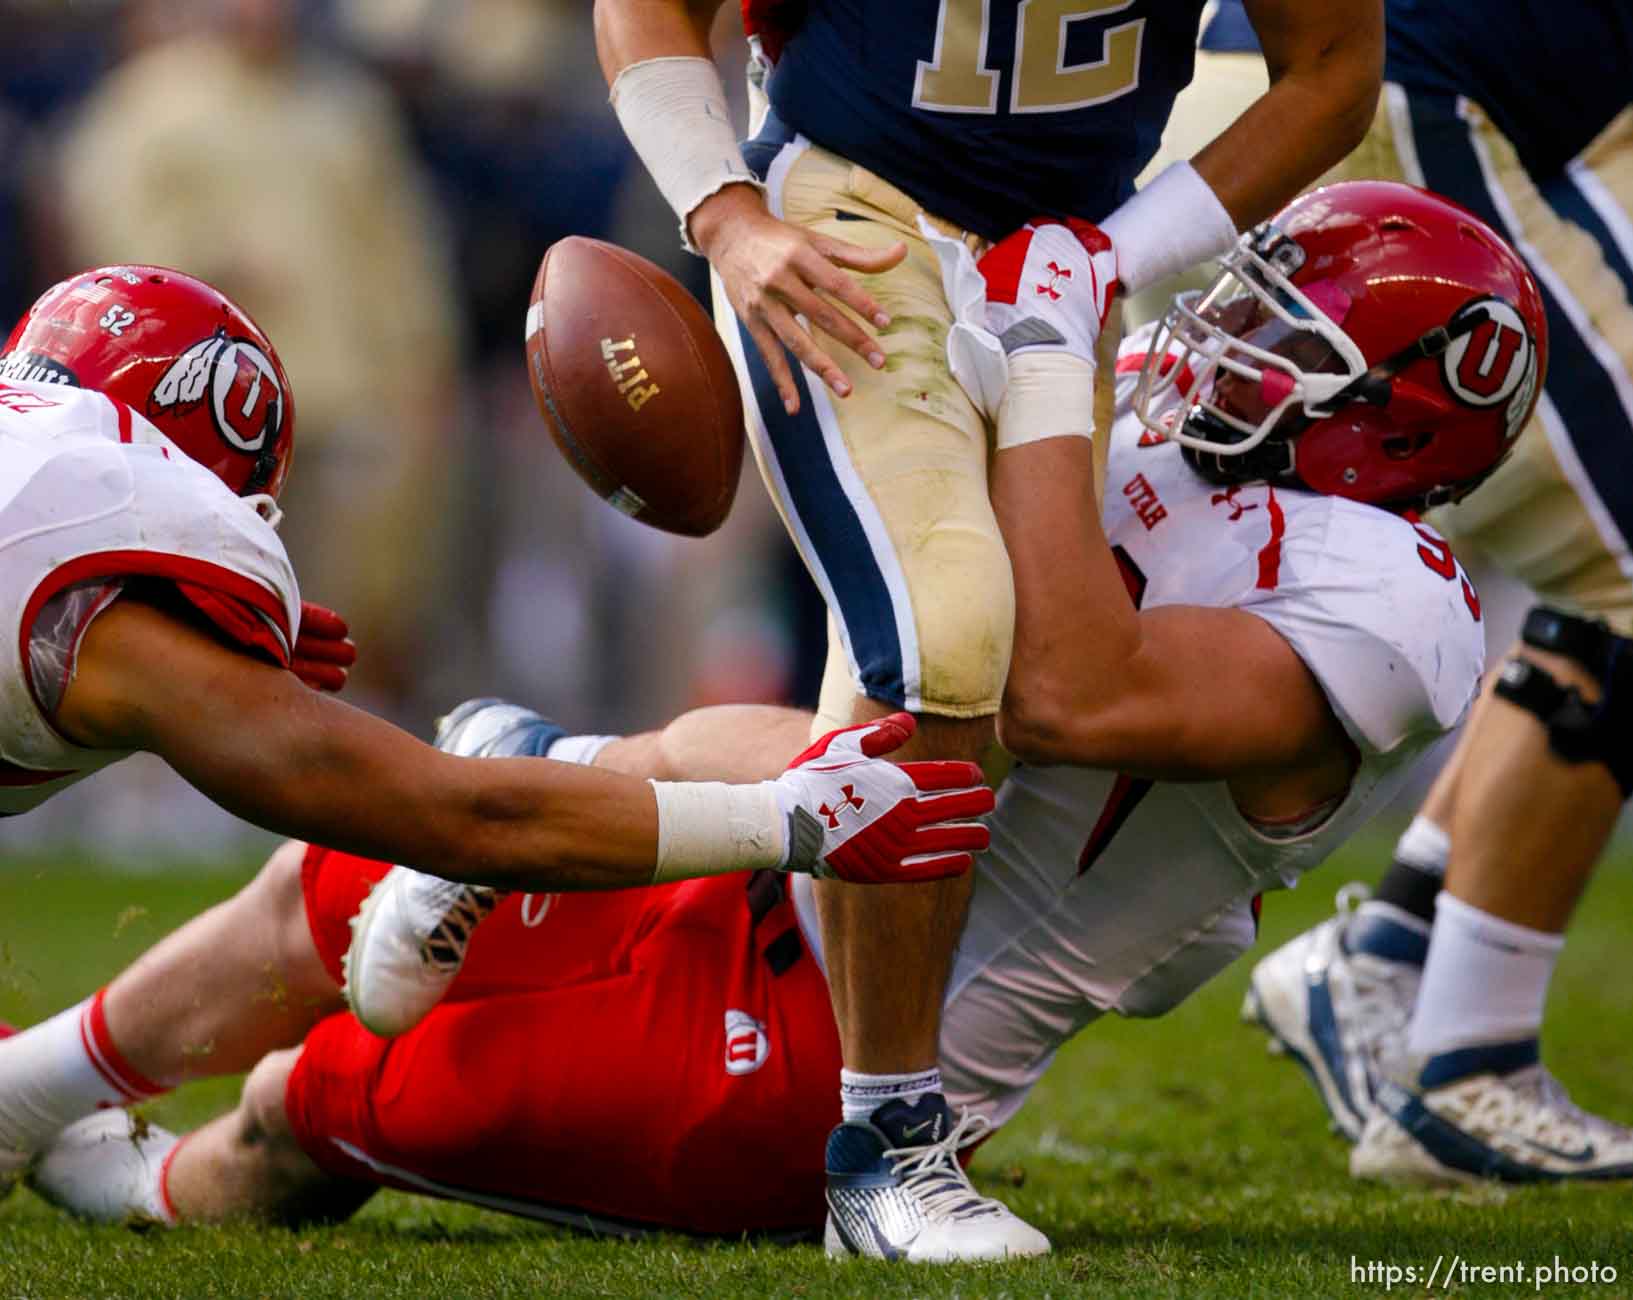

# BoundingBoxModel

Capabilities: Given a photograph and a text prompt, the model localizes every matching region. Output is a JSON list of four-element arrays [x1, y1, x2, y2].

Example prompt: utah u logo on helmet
[[1444, 298, 1531, 404], [148, 328, 285, 454], [1441, 296, 1539, 442]]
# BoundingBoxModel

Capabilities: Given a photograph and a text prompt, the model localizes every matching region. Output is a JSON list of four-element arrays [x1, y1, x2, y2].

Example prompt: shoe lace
[[1340, 953, 1417, 1054], [1495, 1066, 1633, 1147], [1328, 885, 1417, 1064], [885, 1110, 1006, 1221], [1334, 880, 1371, 915], [411, 878, 501, 971]]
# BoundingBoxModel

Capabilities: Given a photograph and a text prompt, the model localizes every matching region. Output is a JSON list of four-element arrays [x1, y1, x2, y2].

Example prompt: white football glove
[[770, 713, 993, 883], [978, 216, 1118, 362], [976, 217, 1119, 449]]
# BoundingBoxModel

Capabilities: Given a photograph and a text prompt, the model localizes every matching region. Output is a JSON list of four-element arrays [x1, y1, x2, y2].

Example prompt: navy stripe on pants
[[733, 314, 910, 709], [1407, 92, 1633, 555]]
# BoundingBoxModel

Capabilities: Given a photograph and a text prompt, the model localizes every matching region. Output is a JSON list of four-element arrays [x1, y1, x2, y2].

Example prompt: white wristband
[[610, 57, 767, 254], [1099, 162, 1238, 296], [649, 779, 787, 883], [996, 352, 1097, 450]]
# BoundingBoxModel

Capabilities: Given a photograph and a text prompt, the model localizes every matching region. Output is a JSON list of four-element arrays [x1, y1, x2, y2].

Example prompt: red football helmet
[[1, 266, 295, 499], [1135, 181, 1547, 510]]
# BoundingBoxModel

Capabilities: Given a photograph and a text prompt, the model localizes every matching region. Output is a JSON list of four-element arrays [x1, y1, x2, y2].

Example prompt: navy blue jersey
[[1386, 0, 1633, 179], [1202, 0, 1633, 182], [761, 0, 1210, 240]]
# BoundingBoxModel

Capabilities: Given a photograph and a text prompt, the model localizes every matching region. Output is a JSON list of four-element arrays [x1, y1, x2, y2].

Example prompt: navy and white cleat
[[344, 699, 564, 1037], [823, 1094, 1049, 1262], [1353, 1044, 1633, 1186], [427, 697, 566, 763], [1241, 886, 1423, 1141]]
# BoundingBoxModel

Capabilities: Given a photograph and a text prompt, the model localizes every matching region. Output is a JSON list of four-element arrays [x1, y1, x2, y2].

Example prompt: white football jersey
[[792, 326, 1486, 1127], [0, 379, 299, 814]]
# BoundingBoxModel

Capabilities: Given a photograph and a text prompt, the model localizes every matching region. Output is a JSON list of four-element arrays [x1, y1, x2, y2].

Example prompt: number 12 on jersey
[[914, 0, 1145, 115]]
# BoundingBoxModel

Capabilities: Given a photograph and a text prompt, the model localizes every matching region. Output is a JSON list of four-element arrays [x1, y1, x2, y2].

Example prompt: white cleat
[[1242, 886, 1420, 1141], [0, 1020, 24, 1200], [29, 1110, 179, 1225], [343, 867, 497, 1037], [342, 698, 565, 1037], [823, 1096, 1050, 1262], [1353, 1055, 1633, 1186]]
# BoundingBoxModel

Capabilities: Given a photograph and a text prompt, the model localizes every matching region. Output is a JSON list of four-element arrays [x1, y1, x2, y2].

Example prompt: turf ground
[[2, 837, 1630, 1299]]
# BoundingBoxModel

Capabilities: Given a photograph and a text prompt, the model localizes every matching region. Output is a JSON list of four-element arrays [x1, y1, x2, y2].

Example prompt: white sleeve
[[120, 445, 304, 657], [1245, 505, 1486, 756]]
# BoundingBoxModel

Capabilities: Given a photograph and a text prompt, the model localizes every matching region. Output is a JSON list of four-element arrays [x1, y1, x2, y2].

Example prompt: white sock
[[546, 734, 618, 766], [30, 1111, 181, 1225], [1394, 814, 1451, 876], [0, 991, 170, 1166], [1406, 891, 1564, 1059], [840, 1067, 943, 1123]]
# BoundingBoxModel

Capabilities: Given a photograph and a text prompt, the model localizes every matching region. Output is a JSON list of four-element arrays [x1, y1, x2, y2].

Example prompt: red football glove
[[771, 712, 993, 883], [292, 600, 357, 693]]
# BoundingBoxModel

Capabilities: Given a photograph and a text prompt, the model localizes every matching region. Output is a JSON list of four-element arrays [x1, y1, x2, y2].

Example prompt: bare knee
[[233, 1049, 313, 1188], [240, 1049, 301, 1148], [906, 550, 1015, 718], [239, 841, 342, 1010], [246, 840, 310, 926], [233, 1049, 372, 1224]]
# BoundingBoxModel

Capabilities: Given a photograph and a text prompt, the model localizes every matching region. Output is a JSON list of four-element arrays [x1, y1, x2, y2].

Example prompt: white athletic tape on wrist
[[1100, 162, 1237, 296], [996, 352, 1097, 450], [610, 57, 766, 254], [649, 779, 787, 883]]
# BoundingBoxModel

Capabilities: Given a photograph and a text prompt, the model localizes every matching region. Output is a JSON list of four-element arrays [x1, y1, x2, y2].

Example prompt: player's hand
[[978, 216, 1119, 361], [291, 600, 357, 693], [771, 712, 992, 883], [691, 185, 907, 416]]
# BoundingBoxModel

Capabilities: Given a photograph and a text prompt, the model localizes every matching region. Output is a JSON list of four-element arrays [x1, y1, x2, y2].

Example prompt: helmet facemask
[[1134, 224, 1368, 486]]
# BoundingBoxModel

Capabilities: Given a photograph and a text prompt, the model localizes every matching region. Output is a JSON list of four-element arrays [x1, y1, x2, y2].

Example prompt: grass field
[[2, 838, 1631, 1299]]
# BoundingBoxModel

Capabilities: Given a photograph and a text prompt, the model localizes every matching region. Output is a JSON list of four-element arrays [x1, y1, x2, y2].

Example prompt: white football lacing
[[1328, 885, 1419, 1069], [1337, 950, 1418, 1061], [1454, 1065, 1633, 1152], [885, 1110, 1007, 1221]]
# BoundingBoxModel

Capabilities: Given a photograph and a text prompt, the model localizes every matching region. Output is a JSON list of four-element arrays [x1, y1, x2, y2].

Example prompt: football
[[525, 237, 745, 536]]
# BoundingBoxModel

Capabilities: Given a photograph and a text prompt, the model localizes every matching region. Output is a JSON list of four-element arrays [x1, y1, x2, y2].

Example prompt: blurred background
[[0, 0, 1531, 865], [0, 0, 829, 863]]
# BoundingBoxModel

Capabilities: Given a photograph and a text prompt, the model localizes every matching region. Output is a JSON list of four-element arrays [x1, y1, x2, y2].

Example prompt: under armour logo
[[818, 784, 865, 828], [1035, 261, 1072, 301], [1211, 486, 1259, 522]]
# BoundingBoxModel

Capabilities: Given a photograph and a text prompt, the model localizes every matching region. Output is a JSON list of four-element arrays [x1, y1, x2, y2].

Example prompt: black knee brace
[[1491, 605, 1633, 798]]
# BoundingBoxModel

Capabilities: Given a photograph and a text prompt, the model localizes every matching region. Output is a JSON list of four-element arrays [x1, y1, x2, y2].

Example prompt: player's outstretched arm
[[1197, 0, 1382, 230], [593, 0, 905, 415], [991, 436, 1346, 793], [1092, 0, 1380, 301], [594, 703, 814, 783], [55, 597, 988, 888], [973, 224, 1351, 810]]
